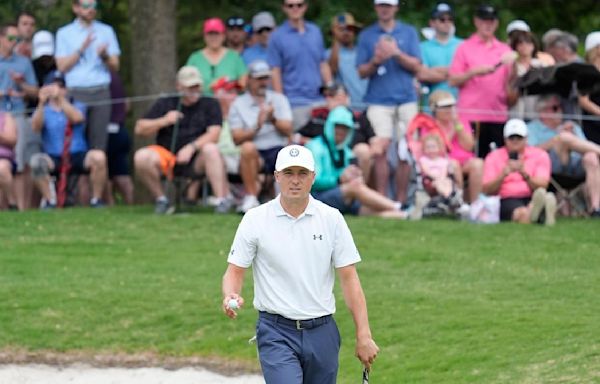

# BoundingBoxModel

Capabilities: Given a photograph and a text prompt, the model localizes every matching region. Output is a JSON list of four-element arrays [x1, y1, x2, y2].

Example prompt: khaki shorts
[[366, 102, 418, 139]]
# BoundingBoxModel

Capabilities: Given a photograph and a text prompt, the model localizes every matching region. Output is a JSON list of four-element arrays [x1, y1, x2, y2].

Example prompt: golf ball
[[227, 299, 239, 310]]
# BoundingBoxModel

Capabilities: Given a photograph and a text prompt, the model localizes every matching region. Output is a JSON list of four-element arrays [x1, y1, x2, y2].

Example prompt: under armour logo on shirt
[[313, 234, 323, 240]]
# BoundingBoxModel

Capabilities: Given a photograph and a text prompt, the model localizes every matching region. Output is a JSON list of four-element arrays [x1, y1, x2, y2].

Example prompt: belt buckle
[[295, 320, 303, 330]]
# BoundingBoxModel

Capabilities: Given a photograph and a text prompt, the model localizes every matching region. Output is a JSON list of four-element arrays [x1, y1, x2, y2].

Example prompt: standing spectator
[[14, 11, 36, 58], [104, 70, 133, 205], [482, 119, 556, 225], [267, 0, 333, 130], [327, 12, 367, 110], [222, 143, 379, 383], [30, 71, 107, 208], [579, 32, 600, 146], [134, 66, 231, 214], [544, 31, 583, 65], [187, 17, 248, 96], [527, 94, 600, 217], [449, 4, 513, 158], [417, 3, 463, 111], [31, 30, 57, 87], [0, 23, 39, 210], [55, 0, 121, 153], [356, 0, 421, 202], [225, 16, 248, 55], [0, 111, 17, 210], [229, 60, 293, 213], [242, 12, 276, 66]]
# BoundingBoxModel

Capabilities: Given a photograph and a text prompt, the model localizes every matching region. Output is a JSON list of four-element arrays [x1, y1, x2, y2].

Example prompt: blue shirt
[[267, 20, 326, 107], [326, 46, 368, 110], [527, 119, 586, 162], [242, 44, 268, 66], [420, 35, 463, 109], [0, 53, 37, 113], [41, 101, 88, 156], [356, 20, 421, 106], [55, 19, 121, 88]]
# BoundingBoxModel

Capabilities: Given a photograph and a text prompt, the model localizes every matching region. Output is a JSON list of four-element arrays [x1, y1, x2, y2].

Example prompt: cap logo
[[289, 148, 300, 157]]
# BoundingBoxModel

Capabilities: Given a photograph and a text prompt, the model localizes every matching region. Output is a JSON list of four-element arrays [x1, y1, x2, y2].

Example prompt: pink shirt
[[446, 118, 475, 166], [449, 34, 512, 123], [483, 146, 551, 199], [419, 155, 450, 180], [0, 113, 14, 160]]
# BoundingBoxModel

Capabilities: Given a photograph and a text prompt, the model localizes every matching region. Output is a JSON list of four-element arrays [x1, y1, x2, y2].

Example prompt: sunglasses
[[257, 27, 273, 34], [437, 16, 453, 23], [285, 2, 305, 9], [79, 1, 97, 9], [227, 17, 245, 27], [5, 34, 20, 42], [546, 104, 561, 112]]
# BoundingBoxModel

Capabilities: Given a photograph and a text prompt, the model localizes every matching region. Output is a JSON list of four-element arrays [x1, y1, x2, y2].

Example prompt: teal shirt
[[527, 119, 587, 162], [186, 49, 247, 96], [420, 35, 463, 109]]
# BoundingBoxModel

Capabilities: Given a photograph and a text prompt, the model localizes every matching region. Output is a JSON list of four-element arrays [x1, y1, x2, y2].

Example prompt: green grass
[[1, 207, 599, 383]]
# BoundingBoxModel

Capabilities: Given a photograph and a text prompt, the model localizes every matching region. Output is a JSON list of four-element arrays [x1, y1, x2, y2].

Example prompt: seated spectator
[[327, 12, 367, 110], [242, 12, 276, 65], [229, 60, 293, 213], [0, 111, 17, 210], [134, 66, 231, 214], [30, 71, 107, 208], [579, 32, 600, 146], [297, 83, 377, 188], [186, 18, 248, 96], [407, 90, 483, 203], [482, 118, 556, 225], [306, 106, 405, 218], [527, 94, 600, 217]]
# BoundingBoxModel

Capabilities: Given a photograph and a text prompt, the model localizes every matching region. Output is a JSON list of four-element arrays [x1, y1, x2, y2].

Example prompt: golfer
[[222, 144, 379, 383]]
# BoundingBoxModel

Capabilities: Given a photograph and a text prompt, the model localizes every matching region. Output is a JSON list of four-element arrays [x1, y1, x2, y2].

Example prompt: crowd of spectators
[[1, 0, 600, 224]]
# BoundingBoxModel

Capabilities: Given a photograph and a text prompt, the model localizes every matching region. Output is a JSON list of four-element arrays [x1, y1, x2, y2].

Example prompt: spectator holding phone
[[482, 118, 556, 225]]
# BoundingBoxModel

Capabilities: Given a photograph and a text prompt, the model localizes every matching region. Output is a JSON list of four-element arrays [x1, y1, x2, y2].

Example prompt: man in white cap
[[222, 144, 379, 383], [242, 11, 276, 65], [134, 66, 231, 214], [229, 60, 293, 213], [482, 118, 556, 225]]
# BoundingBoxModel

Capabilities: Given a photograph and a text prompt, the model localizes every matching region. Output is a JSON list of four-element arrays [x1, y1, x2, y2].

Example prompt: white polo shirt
[[227, 195, 361, 320]]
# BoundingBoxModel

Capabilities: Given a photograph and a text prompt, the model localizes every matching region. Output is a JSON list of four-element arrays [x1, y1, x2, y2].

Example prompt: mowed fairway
[[1, 207, 599, 383]]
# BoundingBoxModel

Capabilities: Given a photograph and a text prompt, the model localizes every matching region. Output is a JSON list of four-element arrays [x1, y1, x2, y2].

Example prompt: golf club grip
[[362, 367, 369, 384]]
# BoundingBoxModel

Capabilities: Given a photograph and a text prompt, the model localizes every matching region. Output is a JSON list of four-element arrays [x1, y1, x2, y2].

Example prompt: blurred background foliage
[[1, 0, 599, 94]]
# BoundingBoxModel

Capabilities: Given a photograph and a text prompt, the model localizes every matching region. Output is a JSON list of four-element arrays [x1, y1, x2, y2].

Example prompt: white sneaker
[[544, 192, 557, 226], [410, 191, 430, 220], [237, 195, 260, 213], [529, 188, 546, 223]]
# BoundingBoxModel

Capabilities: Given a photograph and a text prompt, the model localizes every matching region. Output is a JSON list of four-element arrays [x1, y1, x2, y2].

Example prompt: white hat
[[248, 60, 271, 78], [374, 0, 399, 5], [177, 66, 203, 87], [32, 30, 54, 60], [252, 11, 275, 31], [506, 20, 530, 35], [585, 31, 600, 53], [275, 145, 315, 172], [504, 119, 528, 138]]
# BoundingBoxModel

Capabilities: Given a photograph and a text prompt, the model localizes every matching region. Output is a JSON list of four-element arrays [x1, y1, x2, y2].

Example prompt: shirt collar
[[273, 194, 316, 218], [471, 33, 499, 47]]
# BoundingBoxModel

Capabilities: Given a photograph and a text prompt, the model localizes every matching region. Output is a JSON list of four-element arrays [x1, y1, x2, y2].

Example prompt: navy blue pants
[[257, 312, 341, 384]]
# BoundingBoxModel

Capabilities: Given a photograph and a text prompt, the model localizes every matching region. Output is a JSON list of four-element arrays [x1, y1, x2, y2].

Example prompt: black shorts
[[107, 126, 131, 177], [0, 156, 16, 175], [500, 197, 530, 221], [50, 152, 88, 175], [259, 146, 284, 174]]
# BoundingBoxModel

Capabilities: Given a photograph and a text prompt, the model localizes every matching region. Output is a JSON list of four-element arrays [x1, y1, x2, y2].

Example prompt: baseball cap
[[503, 119, 528, 138], [204, 18, 225, 34], [43, 70, 65, 86], [252, 11, 276, 31], [506, 20, 530, 34], [32, 30, 54, 60], [226, 16, 245, 28], [331, 12, 361, 30], [275, 145, 315, 172], [177, 66, 203, 87], [585, 31, 600, 53], [475, 4, 498, 20], [374, 0, 399, 5], [434, 96, 456, 108], [431, 3, 453, 19], [248, 60, 271, 78], [210, 77, 240, 93]]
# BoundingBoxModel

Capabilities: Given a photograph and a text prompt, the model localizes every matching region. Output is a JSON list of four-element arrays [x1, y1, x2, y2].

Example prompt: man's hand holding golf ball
[[223, 293, 244, 319]]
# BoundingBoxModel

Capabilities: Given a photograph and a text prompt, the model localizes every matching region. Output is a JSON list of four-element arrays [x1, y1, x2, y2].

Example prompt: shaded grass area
[[1, 207, 599, 383]]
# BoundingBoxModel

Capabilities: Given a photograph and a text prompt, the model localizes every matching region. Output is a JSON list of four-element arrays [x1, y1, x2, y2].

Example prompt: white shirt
[[227, 195, 361, 320]]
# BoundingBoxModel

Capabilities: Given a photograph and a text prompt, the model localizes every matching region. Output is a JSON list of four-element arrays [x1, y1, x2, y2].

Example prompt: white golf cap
[[585, 31, 600, 53], [374, 0, 399, 5], [275, 145, 315, 172], [32, 30, 54, 60], [504, 118, 528, 138], [506, 20, 530, 34]]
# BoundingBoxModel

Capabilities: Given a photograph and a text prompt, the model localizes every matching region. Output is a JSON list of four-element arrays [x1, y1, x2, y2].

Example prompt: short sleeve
[[405, 26, 421, 60], [107, 26, 121, 56], [228, 98, 244, 130], [273, 93, 292, 121], [227, 212, 258, 268], [332, 211, 361, 268], [144, 98, 169, 120], [54, 29, 69, 58], [22, 59, 37, 87], [355, 31, 371, 68], [482, 150, 503, 185], [448, 43, 466, 76], [206, 98, 223, 126], [532, 150, 551, 180], [267, 31, 283, 69]]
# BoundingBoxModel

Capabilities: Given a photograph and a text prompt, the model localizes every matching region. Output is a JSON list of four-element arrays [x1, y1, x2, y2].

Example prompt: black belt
[[259, 311, 332, 330]]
